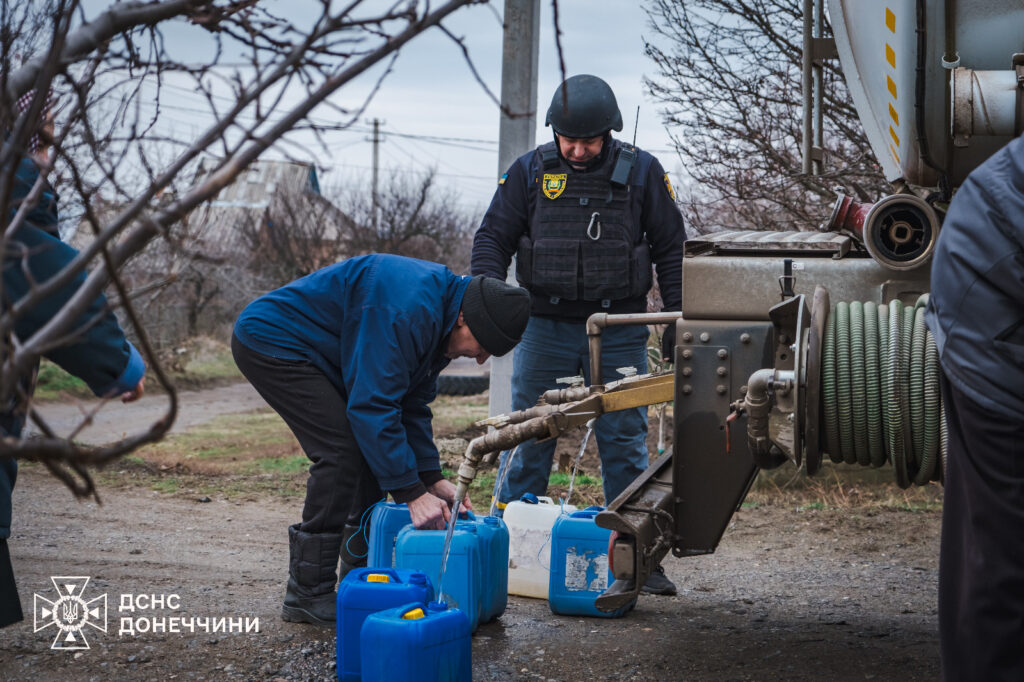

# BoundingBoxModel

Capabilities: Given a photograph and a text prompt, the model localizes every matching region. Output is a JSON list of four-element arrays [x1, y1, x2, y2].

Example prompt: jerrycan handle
[[569, 505, 605, 520], [363, 568, 398, 583], [458, 509, 477, 521]]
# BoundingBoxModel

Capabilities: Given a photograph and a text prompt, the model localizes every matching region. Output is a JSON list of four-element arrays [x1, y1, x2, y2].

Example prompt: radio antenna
[[632, 106, 639, 146]]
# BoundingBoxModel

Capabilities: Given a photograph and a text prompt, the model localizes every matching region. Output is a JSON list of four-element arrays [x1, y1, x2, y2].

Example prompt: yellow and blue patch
[[663, 173, 676, 201], [542, 173, 567, 200], [498, 172, 508, 185]]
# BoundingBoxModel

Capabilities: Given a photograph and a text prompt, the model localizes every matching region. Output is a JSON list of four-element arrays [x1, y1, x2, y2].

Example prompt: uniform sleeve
[[4, 225, 143, 397], [641, 155, 686, 312], [471, 158, 532, 279]]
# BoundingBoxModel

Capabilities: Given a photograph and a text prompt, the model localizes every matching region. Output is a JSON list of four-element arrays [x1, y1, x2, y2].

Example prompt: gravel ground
[[1, 465, 940, 681]]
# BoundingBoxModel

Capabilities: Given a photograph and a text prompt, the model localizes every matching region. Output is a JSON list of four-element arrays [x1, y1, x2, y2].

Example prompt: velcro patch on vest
[[542, 173, 567, 200]]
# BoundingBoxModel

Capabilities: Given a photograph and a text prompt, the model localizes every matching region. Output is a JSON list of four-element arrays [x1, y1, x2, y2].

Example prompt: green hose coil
[[822, 308, 842, 463], [819, 294, 946, 488]]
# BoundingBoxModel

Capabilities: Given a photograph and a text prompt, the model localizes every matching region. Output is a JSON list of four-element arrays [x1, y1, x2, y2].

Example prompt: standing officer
[[471, 74, 685, 595], [232, 255, 530, 626], [926, 134, 1024, 680]]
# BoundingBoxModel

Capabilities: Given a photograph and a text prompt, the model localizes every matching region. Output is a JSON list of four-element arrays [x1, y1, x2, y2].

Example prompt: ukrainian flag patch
[[663, 173, 676, 201]]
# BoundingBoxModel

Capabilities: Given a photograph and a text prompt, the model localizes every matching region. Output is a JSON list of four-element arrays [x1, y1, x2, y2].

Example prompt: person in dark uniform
[[1, 105, 147, 629], [471, 74, 686, 595], [232, 255, 530, 626], [926, 133, 1024, 680]]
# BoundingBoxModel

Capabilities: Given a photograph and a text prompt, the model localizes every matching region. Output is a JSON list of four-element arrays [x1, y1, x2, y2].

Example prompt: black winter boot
[[282, 524, 342, 627], [339, 523, 368, 581]]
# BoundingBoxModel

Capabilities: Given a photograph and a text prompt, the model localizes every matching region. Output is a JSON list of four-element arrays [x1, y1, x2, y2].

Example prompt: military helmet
[[545, 75, 623, 139]]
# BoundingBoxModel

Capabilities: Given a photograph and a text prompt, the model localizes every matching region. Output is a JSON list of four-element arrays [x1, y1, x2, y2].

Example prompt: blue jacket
[[472, 139, 685, 320], [233, 254, 470, 493], [1, 157, 146, 539], [926, 134, 1024, 419]]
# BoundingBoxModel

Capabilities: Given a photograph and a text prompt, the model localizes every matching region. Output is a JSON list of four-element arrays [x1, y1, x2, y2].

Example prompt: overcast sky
[[308, 0, 683, 213], [68, 1, 682, 214]]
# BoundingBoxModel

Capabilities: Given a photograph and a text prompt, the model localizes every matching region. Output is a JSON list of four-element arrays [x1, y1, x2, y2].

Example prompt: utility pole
[[368, 118, 383, 231], [489, 0, 540, 418]]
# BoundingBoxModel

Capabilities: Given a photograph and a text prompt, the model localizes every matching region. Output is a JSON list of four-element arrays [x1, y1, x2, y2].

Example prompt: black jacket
[[926, 134, 1024, 418]]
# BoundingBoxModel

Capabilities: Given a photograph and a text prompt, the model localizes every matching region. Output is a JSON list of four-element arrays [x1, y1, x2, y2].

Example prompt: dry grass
[[93, 393, 942, 514], [746, 461, 944, 512]]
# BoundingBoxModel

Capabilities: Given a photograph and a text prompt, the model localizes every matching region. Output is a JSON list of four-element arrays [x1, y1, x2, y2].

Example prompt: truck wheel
[[436, 374, 489, 396]]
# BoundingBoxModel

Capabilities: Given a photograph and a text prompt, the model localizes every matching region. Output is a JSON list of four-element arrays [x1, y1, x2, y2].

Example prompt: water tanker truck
[[454, 0, 1024, 613]]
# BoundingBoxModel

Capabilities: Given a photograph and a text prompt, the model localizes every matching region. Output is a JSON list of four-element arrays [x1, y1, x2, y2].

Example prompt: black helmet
[[545, 75, 623, 139]]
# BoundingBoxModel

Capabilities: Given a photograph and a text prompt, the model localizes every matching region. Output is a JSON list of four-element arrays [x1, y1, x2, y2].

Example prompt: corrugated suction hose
[[820, 295, 944, 488]]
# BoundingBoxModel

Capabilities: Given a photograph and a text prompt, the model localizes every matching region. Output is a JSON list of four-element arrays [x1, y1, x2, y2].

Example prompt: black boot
[[282, 524, 342, 627], [339, 523, 368, 580]]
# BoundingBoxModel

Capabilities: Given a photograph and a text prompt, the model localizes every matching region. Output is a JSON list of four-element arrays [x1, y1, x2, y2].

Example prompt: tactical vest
[[515, 140, 652, 308]]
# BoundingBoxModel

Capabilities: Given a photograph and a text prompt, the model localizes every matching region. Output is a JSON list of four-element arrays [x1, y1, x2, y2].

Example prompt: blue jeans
[[496, 317, 650, 505]]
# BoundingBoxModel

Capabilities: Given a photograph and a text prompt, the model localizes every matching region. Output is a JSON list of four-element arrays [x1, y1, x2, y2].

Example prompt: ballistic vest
[[515, 140, 652, 310]]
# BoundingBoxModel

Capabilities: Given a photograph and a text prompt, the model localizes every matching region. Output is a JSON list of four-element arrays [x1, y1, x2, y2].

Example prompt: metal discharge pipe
[[452, 404, 562, 505], [586, 312, 683, 391]]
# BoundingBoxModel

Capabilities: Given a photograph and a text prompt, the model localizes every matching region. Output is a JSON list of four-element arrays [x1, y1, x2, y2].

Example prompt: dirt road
[[2, 385, 942, 680]]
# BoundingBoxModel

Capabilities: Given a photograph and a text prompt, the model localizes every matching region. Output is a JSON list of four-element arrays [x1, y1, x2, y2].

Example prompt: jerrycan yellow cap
[[366, 573, 391, 583], [402, 607, 426, 620]]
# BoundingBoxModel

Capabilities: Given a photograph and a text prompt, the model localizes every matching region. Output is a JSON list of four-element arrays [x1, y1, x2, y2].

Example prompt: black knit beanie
[[461, 276, 531, 357]]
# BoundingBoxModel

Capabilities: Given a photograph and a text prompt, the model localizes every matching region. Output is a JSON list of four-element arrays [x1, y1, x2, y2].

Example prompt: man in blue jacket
[[1, 147, 147, 629], [232, 254, 530, 626], [926, 133, 1024, 680], [471, 74, 685, 595]]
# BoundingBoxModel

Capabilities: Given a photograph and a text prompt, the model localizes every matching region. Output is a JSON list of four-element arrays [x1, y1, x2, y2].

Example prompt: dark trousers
[[939, 375, 1024, 682], [231, 335, 382, 534], [0, 539, 23, 628]]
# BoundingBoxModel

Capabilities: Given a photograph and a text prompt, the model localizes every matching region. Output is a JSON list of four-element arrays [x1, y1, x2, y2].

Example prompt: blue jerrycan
[[336, 567, 433, 681], [548, 506, 633, 618], [360, 601, 471, 682], [470, 514, 509, 623], [367, 502, 411, 568], [393, 520, 486, 632]]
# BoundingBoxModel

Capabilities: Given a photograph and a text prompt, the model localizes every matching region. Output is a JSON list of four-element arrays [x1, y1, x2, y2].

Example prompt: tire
[[436, 374, 489, 396]]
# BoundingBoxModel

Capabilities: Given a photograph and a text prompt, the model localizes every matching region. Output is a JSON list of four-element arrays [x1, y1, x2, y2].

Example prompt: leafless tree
[[337, 170, 477, 274], [643, 0, 889, 234], [0, 0, 500, 496]]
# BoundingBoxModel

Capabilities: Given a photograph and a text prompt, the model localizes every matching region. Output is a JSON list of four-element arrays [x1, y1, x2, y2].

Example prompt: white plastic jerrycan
[[503, 494, 576, 599]]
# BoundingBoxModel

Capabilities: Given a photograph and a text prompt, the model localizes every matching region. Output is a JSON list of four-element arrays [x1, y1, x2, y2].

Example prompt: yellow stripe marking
[[888, 103, 899, 126], [889, 125, 900, 148], [887, 75, 898, 99], [886, 44, 895, 68], [889, 144, 901, 164], [886, 8, 895, 32]]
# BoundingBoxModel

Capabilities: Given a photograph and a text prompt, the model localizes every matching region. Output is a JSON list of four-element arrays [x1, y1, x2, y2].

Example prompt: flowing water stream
[[564, 420, 595, 510], [435, 497, 461, 605]]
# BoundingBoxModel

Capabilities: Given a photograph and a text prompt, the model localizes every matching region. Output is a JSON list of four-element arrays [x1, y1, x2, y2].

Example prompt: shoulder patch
[[542, 173, 567, 200], [498, 172, 508, 185], [663, 173, 676, 201]]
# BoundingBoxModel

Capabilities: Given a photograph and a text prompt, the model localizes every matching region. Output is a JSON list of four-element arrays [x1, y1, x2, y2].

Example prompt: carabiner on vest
[[586, 211, 601, 241]]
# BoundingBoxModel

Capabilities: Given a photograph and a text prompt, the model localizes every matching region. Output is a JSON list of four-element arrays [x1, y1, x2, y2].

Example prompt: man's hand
[[660, 324, 676, 365], [121, 376, 145, 403], [407, 492, 450, 530], [427, 479, 474, 514]]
